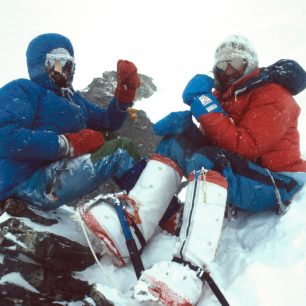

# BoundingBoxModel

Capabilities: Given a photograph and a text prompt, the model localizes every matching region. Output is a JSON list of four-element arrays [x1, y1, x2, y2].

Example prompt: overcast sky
[[1, 0, 305, 87], [1, 0, 306, 133]]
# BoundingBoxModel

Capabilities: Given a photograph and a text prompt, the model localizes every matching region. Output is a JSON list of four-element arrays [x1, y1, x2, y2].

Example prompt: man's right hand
[[115, 60, 140, 103], [62, 129, 105, 157], [182, 74, 214, 105]]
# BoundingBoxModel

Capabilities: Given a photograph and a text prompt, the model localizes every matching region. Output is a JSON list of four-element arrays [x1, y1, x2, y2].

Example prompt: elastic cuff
[[58, 135, 72, 157]]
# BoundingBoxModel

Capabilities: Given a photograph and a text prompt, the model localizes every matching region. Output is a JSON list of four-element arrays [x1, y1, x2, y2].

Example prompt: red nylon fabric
[[199, 69, 306, 172]]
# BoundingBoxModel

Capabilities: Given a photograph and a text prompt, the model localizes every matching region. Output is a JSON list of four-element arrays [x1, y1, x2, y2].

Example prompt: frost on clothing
[[0, 33, 131, 201], [214, 34, 259, 76], [15, 143, 140, 210]]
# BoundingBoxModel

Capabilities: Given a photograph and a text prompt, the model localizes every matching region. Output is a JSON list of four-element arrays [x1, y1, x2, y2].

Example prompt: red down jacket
[[199, 68, 306, 172]]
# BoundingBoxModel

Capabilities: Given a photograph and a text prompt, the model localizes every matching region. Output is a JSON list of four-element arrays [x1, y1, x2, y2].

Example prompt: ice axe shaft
[[113, 198, 144, 279]]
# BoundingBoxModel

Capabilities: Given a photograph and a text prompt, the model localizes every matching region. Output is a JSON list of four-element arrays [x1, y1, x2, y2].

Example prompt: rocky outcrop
[[82, 71, 160, 158]]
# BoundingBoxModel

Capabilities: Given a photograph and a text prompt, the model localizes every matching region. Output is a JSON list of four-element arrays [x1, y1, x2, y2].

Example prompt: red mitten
[[64, 129, 105, 157], [115, 60, 140, 103]]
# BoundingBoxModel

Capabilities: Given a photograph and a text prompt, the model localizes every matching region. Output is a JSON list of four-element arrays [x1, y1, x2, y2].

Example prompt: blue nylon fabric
[[182, 74, 225, 119], [153, 111, 193, 136], [14, 148, 137, 210], [26, 33, 74, 91], [156, 136, 303, 212], [0, 33, 130, 200], [190, 93, 225, 119], [182, 74, 214, 105]]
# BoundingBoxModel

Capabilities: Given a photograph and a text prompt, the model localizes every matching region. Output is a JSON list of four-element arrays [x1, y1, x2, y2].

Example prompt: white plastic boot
[[80, 154, 182, 266], [134, 168, 228, 306]]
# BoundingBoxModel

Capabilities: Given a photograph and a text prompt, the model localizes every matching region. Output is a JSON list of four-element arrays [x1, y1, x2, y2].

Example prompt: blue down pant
[[156, 135, 303, 212], [14, 138, 144, 210]]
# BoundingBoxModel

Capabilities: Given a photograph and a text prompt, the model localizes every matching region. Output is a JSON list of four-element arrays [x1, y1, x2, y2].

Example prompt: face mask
[[45, 48, 75, 88]]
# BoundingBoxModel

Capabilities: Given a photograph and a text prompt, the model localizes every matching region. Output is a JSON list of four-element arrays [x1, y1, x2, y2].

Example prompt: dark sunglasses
[[215, 58, 247, 72]]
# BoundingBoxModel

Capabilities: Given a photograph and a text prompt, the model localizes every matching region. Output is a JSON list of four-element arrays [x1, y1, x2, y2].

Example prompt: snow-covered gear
[[115, 60, 140, 103], [182, 75, 226, 119], [0, 33, 138, 203], [26, 33, 74, 92], [134, 169, 228, 306], [236, 59, 306, 96], [80, 154, 182, 266], [63, 129, 105, 157], [14, 138, 141, 210], [214, 34, 258, 77], [174, 169, 228, 266], [134, 261, 202, 306], [45, 47, 75, 88]]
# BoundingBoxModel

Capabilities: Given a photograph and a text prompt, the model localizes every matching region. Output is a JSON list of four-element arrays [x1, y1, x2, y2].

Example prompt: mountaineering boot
[[134, 169, 228, 306], [80, 154, 182, 266]]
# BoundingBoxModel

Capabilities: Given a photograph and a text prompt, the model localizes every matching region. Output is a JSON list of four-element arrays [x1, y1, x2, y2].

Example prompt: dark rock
[[82, 71, 157, 105], [0, 218, 96, 271], [0, 199, 58, 226], [0, 283, 65, 305], [90, 284, 115, 306]]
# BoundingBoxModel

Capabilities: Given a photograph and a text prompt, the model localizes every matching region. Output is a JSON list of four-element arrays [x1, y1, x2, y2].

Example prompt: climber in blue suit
[[0, 33, 144, 210]]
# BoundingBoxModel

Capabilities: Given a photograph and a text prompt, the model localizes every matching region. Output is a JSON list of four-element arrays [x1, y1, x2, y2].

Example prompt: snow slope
[[68, 184, 306, 306]]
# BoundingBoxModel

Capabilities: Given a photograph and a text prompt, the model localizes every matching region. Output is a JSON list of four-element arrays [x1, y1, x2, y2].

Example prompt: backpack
[[236, 59, 306, 96]]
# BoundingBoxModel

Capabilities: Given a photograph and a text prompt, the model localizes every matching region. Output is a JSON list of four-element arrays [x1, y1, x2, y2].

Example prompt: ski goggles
[[45, 50, 75, 74], [215, 57, 247, 72]]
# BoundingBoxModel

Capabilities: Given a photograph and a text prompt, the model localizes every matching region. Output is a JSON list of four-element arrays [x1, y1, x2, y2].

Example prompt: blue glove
[[182, 74, 226, 120], [190, 93, 225, 120], [153, 111, 193, 136], [182, 74, 214, 105]]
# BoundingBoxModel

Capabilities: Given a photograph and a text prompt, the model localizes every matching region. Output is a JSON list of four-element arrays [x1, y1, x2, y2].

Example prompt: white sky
[[1, 0, 306, 87], [1, 0, 306, 138]]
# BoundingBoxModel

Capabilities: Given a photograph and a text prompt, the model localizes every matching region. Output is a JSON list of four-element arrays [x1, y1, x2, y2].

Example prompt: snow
[[18, 183, 303, 306], [1, 0, 306, 305]]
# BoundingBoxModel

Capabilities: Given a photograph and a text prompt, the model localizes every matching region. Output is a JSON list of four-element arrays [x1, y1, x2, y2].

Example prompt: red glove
[[64, 129, 105, 157], [115, 60, 140, 103]]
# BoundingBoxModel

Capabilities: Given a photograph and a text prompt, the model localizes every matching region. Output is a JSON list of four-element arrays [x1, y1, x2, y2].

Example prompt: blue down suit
[[0, 33, 141, 209]]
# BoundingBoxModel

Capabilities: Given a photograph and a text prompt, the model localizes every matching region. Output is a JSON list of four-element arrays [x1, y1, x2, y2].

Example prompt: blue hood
[[26, 33, 74, 90]]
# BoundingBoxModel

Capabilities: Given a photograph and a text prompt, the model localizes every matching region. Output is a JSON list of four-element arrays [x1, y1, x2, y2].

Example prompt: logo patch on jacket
[[199, 95, 217, 112]]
